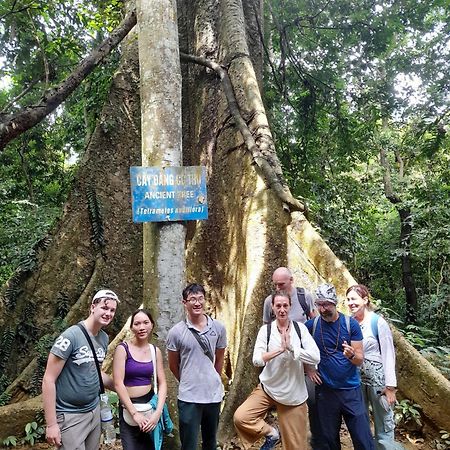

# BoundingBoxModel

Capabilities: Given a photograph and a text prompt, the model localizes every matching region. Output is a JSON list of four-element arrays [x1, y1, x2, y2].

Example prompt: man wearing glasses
[[305, 283, 374, 450], [167, 283, 227, 450]]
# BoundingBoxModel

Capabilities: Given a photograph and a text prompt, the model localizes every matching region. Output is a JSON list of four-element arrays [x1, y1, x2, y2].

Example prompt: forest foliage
[[0, 0, 449, 379]]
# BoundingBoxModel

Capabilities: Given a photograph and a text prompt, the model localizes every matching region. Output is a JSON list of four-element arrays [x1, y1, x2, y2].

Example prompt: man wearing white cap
[[42, 289, 119, 449]]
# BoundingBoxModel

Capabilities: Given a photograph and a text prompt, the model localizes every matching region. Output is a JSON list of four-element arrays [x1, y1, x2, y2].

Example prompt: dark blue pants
[[306, 377, 327, 449], [316, 385, 375, 450], [178, 400, 221, 450]]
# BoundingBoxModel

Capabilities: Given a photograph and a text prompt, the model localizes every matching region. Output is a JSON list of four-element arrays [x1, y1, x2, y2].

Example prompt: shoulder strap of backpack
[[296, 287, 311, 318], [345, 314, 350, 335], [312, 316, 320, 336], [266, 323, 271, 351], [292, 321, 303, 348], [76, 323, 104, 394], [371, 312, 380, 349]]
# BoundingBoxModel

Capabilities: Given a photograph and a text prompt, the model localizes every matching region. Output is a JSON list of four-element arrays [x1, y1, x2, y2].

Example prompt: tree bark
[[380, 146, 419, 324], [136, 1, 185, 445], [399, 207, 418, 323]]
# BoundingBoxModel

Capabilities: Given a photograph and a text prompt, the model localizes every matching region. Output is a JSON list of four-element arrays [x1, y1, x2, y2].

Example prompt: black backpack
[[266, 321, 303, 350], [296, 287, 311, 319]]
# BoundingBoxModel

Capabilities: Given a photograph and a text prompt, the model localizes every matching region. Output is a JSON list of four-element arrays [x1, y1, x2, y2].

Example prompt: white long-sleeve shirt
[[253, 321, 320, 406], [360, 311, 397, 388]]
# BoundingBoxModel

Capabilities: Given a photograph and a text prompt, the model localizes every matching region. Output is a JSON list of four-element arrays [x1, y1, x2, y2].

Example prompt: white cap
[[92, 289, 120, 303]]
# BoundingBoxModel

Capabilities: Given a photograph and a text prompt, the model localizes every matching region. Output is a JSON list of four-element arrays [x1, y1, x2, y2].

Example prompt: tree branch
[[0, 0, 39, 20], [0, 8, 137, 151], [180, 52, 305, 212], [0, 78, 40, 113], [27, 9, 50, 86]]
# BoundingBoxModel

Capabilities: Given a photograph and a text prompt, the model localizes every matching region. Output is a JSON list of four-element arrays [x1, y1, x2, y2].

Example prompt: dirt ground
[[7, 427, 435, 450]]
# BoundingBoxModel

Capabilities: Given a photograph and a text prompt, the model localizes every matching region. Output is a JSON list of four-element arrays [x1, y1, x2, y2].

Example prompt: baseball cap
[[315, 283, 338, 304], [92, 289, 120, 303]]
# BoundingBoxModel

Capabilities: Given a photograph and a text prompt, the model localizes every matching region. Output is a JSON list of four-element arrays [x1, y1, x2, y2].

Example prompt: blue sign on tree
[[130, 166, 208, 222]]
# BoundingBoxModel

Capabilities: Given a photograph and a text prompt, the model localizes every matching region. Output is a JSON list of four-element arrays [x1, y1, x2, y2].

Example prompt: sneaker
[[260, 431, 281, 450]]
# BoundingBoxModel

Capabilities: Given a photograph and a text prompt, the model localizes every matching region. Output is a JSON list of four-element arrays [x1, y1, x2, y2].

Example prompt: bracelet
[[132, 411, 139, 416], [46, 423, 57, 428]]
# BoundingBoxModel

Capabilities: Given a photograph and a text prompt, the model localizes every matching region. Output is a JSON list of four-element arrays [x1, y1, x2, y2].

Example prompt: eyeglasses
[[314, 302, 335, 309], [185, 295, 205, 304]]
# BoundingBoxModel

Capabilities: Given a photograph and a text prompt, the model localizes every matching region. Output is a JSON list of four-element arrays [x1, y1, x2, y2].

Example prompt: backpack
[[266, 321, 303, 351], [370, 312, 380, 349], [311, 313, 379, 347], [296, 287, 312, 319], [311, 313, 351, 337]]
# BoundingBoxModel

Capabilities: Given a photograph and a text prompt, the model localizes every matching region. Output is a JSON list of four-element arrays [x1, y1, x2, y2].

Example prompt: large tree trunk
[[0, 0, 449, 442], [0, 25, 144, 404]]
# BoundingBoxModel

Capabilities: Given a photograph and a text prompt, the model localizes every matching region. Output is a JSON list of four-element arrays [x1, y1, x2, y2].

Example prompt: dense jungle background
[[0, 0, 449, 448]]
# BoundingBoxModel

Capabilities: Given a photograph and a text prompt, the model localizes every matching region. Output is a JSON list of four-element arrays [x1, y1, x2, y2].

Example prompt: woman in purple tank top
[[113, 309, 167, 450]]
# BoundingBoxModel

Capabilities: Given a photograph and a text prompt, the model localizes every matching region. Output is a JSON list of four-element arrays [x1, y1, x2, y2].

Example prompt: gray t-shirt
[[263, 288, 314, 324], [166, 316, 227, 404], [50, 323, 108, 413]]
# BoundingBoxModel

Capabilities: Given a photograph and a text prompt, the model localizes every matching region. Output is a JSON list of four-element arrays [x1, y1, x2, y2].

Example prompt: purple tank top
[[120, 342, 154, 387]]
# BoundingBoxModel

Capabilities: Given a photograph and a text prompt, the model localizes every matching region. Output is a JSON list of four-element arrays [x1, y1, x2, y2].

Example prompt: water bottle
[[100, 393, 116, 444]]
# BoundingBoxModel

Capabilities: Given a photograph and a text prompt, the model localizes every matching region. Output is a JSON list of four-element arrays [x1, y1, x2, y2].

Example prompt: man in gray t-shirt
[[42, 289, 119, 450], [263, 267, 316, 324], [167, 283, 227, 450]]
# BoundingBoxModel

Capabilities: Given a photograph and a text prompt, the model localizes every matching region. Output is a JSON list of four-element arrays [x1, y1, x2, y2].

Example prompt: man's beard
[[320, 309, 335, 321]]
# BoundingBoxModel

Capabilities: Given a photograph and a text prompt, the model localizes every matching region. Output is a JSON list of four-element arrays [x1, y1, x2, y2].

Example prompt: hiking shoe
[[260, 432, 280, 450]]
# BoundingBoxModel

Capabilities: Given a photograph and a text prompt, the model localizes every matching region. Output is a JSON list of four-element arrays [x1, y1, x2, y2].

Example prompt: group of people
[[234, 268, 403, 450], [42, 268, 402, 450], [42, 284, 226, 450]]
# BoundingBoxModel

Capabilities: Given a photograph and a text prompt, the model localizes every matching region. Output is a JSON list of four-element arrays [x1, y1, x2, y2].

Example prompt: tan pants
[[233, 384, 308, 450]]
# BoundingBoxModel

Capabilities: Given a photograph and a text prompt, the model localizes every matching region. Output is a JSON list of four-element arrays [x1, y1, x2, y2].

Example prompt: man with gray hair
[[306, 283, 374, 450], [42, 289, 119, 449]]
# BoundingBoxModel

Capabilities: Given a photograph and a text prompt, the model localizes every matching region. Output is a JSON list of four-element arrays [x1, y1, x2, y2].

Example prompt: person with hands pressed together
[[234, 290, 320, 450], [113, 309, 167, 450], [42, 289, 119, 450], [306, 283, 374, 450], [346, 284, 404, 450]]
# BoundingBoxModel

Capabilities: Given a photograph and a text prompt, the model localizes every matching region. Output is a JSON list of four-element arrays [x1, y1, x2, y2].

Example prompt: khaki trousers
[[57, 404, 101, 450], [233, 384, 308, 450]]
